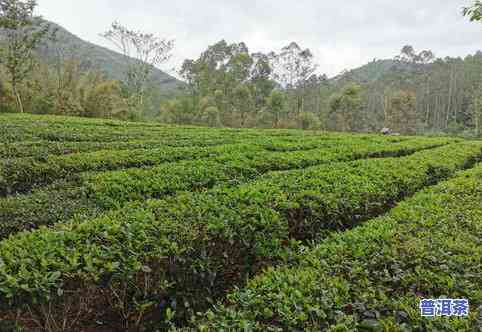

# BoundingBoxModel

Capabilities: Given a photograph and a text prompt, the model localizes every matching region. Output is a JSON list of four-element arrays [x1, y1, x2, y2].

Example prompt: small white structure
[[380, 127, 392, 135]]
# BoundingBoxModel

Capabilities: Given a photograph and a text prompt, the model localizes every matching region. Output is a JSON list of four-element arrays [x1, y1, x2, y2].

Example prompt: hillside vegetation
[[0, 113, 481, 331], [35, 21, 183, 95], [1, 14, 480, 134]]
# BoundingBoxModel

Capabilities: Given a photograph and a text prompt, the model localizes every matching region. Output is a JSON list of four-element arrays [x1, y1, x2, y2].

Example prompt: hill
[[35, 21, 184, 96], [332, 58, 420, 84]]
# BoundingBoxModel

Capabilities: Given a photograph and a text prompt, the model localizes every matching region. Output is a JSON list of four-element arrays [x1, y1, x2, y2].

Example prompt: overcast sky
[[36, 0, 481, 78]]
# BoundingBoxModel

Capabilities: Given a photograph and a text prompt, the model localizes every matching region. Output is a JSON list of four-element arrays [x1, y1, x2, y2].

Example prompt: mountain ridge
[[35, 21, 185, 96]]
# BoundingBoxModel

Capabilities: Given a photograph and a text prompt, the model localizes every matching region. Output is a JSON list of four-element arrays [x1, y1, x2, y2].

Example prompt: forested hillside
[[35, 21, 183, 94], [321, 50, 482, 135], [0, 18, 182, 119], [0, 0, 481, 136]]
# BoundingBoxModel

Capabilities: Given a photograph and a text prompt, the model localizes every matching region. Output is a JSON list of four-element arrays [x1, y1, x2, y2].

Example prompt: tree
[[232, 84, 253, 127], [469, 93, 482, 136], [298, 112, 320, 130], [385, 90, 417, 135], [329, 84, 363, 132], [395, 45, 434, 65], [0, 70, 14, 112], [179, 40, 278, 127], [395, 45, 435, 130], [265, 90, 286, 128], [159, 95, 197, 125], [250, 52, 275, 109], [101, 22, 174, 111], [201, 106, 222, 127], [463, 1, 482, 21], [0, 0, 50, 113], [80, 78, 126, 118], [270, 42, 318, 114]]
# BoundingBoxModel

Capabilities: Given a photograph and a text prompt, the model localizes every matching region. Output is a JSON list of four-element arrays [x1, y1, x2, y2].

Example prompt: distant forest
[[1, 0, 481, 136]]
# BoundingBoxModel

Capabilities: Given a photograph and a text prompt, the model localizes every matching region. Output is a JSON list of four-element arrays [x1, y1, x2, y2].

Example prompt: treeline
[[0, 1, 172, 121], [1, 0, 481, 136], [331, 48, 482, 136], [0, 58, 131, 118], [160, 42, 482, 136], [159, 41, 324, 130]]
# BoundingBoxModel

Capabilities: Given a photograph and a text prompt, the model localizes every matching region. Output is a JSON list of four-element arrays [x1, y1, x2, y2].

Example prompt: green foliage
[[297, 111, 320, 130], [265, 90, 287, 128], [329, 84, 363, 132], [318, 50, 482, 135], [0, 0, 51, 113], [463, 1, 482, 22], [385, 90, 417, 134], [178, 40, 261, 127], [1, 114, 455, 240], [192, 163, 482, 331], [0, 142, 250, 195], [200, 106, 222, 127], [0, 126, 479, 329], [0, 181, 96, 239], [0, 114, 479, 331]]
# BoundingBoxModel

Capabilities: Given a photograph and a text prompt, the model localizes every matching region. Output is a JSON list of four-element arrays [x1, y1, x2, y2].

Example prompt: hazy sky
[[37, 0, 481, 78]]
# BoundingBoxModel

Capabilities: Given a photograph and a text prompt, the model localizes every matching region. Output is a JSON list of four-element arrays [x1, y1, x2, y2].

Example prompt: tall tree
[[0, 0, 49, 113], [179, 40, 277, 127], [396, 45, 434, 65], [395, 45, 435, 129], [265, 90, 286, 128], [328, 84, 363, 132], [385, 90, 417, 134], [270, 42, 318, 114], [232, 84, 253, 127], [250, 52, 275, 109], [101, 22, 174, 111], [470, 93, 482, 136]]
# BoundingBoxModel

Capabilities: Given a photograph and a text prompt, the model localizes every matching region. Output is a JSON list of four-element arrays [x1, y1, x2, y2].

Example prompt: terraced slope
[[0, 113, 479, 331]]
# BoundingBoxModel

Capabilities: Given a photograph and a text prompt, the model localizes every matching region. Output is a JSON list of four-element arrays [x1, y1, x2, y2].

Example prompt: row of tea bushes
[[190, 163, 482, 332], [1, 113, 321, 144], [0, 138, 447, 238], [0, 143, 262, 196], [0, 181, 97, 240], [262, 135, 412, 152], [0, 142, 480, 330], [1, 113, 453, 149], [0, 134, 356, 195], [0, 113, 207, 143], [86, 138, 448, 210], [0, 138, 247, 160]]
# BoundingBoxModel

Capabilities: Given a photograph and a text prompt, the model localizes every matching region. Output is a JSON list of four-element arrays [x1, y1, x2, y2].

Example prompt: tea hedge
[[0, 138, 447, 238], [190, 163, 482, 332], [0, 135, 358, 195], [0, 182, 97, 240], [0, 113, 321, 144], [0, 138, 248, 160], [86, 138, 448, 210], [0, 142, 480, 330], [0, 143, 262, 195]]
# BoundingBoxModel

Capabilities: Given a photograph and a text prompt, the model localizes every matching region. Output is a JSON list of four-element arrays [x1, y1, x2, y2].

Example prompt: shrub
[[0, 143, 480, 330], [191, 164, 482, 331], [0, 136, 451, 238]]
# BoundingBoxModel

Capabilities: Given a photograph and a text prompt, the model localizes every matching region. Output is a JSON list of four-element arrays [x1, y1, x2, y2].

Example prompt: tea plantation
[[0, 114, 480, 331]]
